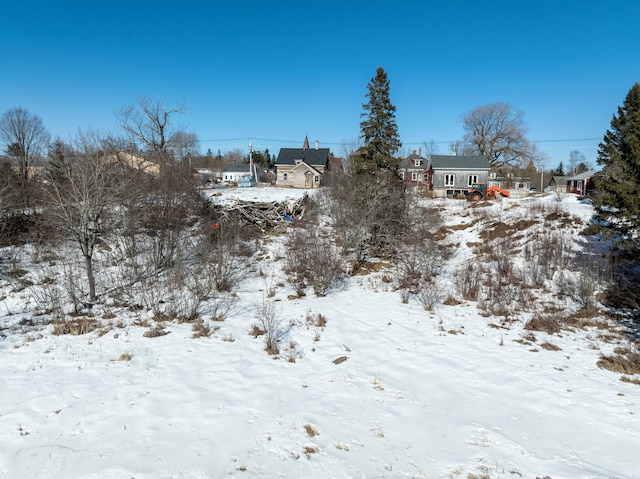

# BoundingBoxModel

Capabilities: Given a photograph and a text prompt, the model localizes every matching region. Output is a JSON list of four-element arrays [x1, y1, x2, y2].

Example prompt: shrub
[[415, 278, 444, 311], [254, 297, 282, 355], [453, 263, 483, 301], [283, 227, 344, 297]]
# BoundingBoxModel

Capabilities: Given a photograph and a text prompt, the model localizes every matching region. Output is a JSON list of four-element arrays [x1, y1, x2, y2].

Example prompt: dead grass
[[524, 313, 561, 334], [153, 311, 176, 322], [443, 296, 463, 306], [540, 341, 562, 351], [620, 376, 640, 385], [304, 424, 319, 437], [597, 346, 640, 375], [305, 312, 327, 328], [433, 223, 472, 241], [303, 445, 318, 458], [192, 320, 211, 338], [250, 324, 266, 337], [116, 352, 133, 361], [351, 260, 390, 276], [52, 318, 100, 336], [143, 325, 170, 338]]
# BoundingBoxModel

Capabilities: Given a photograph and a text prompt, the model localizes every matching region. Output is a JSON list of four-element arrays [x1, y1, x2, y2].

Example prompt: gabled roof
[[275, 148, 331, 166], [111, 152, 160, 176], [549, 175, 568, 185], [566, 169, 598, 181], [430, 155, 490, 170], [291, 161, 322, 175], [399, 153, 430, 170], [224, 163, 253, 173]]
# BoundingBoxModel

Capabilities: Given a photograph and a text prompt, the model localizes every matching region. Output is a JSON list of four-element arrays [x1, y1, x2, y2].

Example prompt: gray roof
[[275, 148, 330, 166], [566, 169, 598, 181], [430, 155, 490, 170], [399, 153, 430, 170], [224, 163, 252, 173]]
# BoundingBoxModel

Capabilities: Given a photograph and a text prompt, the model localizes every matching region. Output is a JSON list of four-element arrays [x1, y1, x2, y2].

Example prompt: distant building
[[547, 175, 568, 193], [566, 170, 598, 195], [274, 136, 332, 189], [398, 149, 431, 186], [430, 155, 491, 198], [222, 163, 257, 185]]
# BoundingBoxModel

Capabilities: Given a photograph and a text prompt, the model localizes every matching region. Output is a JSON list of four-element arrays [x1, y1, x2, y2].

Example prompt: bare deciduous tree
[[43, 131, 128, 302], [421, 140, 440, 157], [324, 171, 410, 271], [461, 102, 541, 170], [222, 148, 245, 165], [118, 96, 196, 166], [568, 149, 587, 176], [0, 108, 50, 207], [338, 137, 363, 174], [118, 96, 202, 269]]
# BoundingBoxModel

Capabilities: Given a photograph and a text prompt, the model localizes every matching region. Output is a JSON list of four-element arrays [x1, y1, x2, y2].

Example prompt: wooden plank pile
[[212, 193, 309, 229]]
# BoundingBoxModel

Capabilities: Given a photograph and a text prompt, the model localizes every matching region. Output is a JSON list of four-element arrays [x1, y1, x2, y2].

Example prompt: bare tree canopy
[[118, 96, 197, 164], [0, 107, 50, 207], [421, 140, 440, 157], [461, 102, 541, 170]]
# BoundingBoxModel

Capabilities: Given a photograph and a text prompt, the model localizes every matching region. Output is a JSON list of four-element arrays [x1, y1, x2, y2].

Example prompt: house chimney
[[315, 140, 319, 150], [418, 147, 422, 157]]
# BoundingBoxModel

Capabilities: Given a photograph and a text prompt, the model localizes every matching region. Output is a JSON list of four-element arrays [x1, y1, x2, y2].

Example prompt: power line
[[200, 136, 600, 145]]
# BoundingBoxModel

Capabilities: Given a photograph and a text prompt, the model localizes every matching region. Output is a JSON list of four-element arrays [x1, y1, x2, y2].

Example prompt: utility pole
[[249, 137, 254, 185]]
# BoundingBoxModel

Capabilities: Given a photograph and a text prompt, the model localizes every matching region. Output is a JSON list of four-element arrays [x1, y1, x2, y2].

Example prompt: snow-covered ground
[[1, 188, 638, 479]]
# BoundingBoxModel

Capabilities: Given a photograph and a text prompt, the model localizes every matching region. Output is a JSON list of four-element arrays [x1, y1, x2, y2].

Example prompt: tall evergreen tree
[[593, 82, 640, 240], [356, 67, 401, 172], [552, 161, 565, 176], [47, 138, 71, 186]]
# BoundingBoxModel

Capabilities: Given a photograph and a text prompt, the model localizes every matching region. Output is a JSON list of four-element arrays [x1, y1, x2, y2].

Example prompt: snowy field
[[1, 187, 639, 479]]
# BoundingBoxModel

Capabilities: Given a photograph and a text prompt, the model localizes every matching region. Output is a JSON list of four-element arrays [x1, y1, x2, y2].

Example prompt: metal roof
[[430, 155, 490, 170]]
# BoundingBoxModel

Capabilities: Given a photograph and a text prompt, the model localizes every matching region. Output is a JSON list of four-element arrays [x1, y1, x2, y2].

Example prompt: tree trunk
[[84, 253, 96, 302]]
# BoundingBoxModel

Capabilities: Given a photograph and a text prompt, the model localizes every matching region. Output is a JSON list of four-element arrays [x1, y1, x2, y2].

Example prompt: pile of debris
[[211, 193, 309, 229]]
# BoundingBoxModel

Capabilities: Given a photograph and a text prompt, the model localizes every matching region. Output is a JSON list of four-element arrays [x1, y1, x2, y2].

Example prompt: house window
[[283, 173, 288, 181], [468, 175, 478, 186], [414, 159, 421, 167], [314, 175, 319, 184], [411, 172, 418, 181], [444, 174, 455, 187]]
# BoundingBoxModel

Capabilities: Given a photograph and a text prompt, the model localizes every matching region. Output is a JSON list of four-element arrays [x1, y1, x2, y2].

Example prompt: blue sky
[[2, 1, 639, 168]]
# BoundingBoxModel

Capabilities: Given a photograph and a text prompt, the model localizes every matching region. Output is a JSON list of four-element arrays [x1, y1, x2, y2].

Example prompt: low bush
[[524, 313, 561, 335]]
